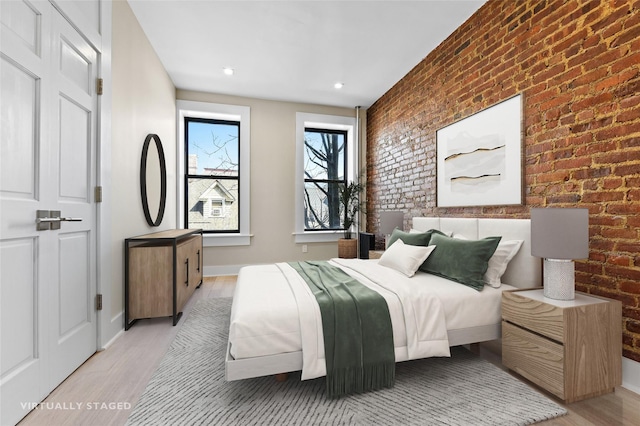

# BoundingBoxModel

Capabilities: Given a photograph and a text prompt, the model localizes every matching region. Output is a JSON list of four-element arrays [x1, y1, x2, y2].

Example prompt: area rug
[[127, 298, 567, 426]]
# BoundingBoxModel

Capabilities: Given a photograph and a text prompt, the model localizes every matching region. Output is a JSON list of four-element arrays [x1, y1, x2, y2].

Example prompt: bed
[[225, 217, 541, 382]]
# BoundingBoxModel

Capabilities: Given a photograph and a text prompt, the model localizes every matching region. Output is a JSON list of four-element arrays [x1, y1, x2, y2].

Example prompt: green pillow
[[420, 233, 502, 291], [386, 228, 445, 248]]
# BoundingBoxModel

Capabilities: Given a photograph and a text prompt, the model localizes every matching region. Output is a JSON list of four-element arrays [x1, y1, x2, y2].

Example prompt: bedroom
[[1, 0, 639, 425]]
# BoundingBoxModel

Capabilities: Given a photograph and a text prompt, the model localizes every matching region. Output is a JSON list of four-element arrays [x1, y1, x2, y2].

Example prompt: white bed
[[225, 217, 541, 381]]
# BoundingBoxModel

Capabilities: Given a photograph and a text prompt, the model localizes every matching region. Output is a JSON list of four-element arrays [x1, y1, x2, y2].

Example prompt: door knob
[[36, 210, 83, 231]]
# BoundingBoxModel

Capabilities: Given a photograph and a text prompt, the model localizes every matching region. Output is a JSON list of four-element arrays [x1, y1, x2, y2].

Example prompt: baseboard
[[204, 264, 248, 277], [622, 356, 640, 395], [99, 311, 124, 351]]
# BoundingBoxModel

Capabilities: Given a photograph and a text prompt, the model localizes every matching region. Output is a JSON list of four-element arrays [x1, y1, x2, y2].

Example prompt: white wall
[[108, 0, 366, 335], [176, 90, 363, 274], [110, 0, 176, 322]]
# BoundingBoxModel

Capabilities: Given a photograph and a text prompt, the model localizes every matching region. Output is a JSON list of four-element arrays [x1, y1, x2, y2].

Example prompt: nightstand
[[369, 250, 384, 259], [502, 288, 622, 403]]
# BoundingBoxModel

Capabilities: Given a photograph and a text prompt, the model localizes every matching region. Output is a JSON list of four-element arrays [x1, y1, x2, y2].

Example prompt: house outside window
[[295, 112, 357, 243], [303, 128, 347, 231], [177, 100, 251, 247], [185, 117, 239, 233]]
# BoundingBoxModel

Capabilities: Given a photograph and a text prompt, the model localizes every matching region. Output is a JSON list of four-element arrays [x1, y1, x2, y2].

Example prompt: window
[[295, 113, 357, 243], [303, 128, 347, 231], [210, 199, 224, 218], [185, 117, 239, 232], [177, 100, 251, 246]]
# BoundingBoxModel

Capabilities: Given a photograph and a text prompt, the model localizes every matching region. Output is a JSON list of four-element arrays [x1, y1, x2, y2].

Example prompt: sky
[[187, 120, 239, 174]]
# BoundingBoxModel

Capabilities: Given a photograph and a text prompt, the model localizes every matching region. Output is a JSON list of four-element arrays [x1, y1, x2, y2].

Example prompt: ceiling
[[128, 0, 487, 109]]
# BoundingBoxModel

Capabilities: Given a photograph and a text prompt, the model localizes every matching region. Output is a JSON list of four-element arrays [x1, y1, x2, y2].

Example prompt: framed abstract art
[[436, 94, 523, 207]]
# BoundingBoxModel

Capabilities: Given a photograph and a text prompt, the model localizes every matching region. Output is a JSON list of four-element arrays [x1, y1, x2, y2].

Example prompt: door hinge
[[96, 78, 103, 95], [95, 186, 102, 203], [96, 294, 103, 311]]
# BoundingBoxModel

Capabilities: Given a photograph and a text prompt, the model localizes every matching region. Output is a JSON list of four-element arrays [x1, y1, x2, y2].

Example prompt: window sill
[[293, 231, 343, 244], [203, 233, 252, 247]]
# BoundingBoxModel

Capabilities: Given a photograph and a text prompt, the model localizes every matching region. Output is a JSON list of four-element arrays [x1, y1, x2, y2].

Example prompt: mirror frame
[[140, 133, 167, 227]]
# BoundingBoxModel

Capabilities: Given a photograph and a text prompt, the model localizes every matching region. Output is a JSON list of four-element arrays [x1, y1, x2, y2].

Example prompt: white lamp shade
[[531, 208, 589, 260], [379, 211, 404, 235]]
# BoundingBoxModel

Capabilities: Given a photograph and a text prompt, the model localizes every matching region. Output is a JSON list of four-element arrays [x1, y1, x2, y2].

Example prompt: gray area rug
[[127, 297, 567, 426]]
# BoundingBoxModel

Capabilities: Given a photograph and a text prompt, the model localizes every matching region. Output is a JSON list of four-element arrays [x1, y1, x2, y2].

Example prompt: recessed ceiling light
[[334, 82, 344, 89], [223, 67, 234, 76]]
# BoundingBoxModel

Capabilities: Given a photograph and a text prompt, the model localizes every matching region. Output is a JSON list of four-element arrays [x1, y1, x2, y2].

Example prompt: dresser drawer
[[502, 291, 564, 342], [502, 321, 565, 399]]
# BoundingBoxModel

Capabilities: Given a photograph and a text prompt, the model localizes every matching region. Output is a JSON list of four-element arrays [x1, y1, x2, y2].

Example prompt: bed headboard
[[412, 217, 541, 289]]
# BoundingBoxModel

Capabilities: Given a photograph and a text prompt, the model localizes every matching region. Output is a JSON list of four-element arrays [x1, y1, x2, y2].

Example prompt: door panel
[[59, 38, 92, 93], [0, 1, 100, 424], [48, 8, 97, 389], [0, 56, 38, 197], [0, 2, 50, 424], [0, 238, 37, 376], [0, 0, 40, 55], [59, 96, 90, 200], [58, 232, 90, 336]]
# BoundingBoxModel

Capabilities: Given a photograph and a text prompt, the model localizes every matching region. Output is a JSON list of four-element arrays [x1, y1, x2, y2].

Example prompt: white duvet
[[229, 258, 507, 380]]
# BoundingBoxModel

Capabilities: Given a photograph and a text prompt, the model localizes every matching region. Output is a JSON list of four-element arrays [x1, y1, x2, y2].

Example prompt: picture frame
[[436, 94, 523, 208]]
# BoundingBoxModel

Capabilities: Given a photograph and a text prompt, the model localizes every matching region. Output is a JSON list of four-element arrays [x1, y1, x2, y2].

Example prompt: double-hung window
[[295, 113, 357, 243], [177, 100, 251, 246], [184, 117, 240, 232], [303, 128, 347, 231]]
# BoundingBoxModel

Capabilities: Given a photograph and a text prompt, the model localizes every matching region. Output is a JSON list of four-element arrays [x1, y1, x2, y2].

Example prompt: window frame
[[295, 112, 356, 243], [177, 100, 251, 247], [184, 116, 240, 233], [303, 127, 348, 232]]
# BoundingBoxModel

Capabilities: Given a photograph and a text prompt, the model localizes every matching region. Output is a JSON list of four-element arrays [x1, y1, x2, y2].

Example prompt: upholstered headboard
[[412, 217, 541, 289]]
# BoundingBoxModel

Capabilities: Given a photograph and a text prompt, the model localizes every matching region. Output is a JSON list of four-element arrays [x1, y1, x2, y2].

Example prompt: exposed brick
[[367, 0, 640, 360], [621, 281, 640, 295], [611, 24, 640, 48], [582, 191, 625, 203], [623, 305, 640, 321]]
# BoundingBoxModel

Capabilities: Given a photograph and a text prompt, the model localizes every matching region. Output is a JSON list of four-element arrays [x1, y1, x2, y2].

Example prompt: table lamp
[[531, 208, 589, 300], [379, 211, 404, 248]]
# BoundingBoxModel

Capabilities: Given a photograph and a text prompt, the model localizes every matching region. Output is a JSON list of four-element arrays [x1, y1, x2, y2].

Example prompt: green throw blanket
[[289, 261, 395, 398]]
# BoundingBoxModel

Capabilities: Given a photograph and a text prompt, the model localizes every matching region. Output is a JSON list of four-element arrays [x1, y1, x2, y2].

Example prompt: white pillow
[[378, 239, 436, 277], [452, 234, 523, 288], [484, 240, 523, 288]]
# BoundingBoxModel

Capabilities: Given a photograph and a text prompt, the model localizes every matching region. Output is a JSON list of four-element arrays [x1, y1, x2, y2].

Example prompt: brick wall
[[366, 0, 640, 362]]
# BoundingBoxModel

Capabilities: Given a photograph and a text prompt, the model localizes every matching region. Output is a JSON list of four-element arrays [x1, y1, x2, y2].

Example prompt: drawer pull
[[185, 258, 189, 286], [197, 249, 201, 272]]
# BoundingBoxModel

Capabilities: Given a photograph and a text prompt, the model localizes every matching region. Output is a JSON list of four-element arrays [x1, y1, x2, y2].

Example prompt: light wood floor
[[19, 276, 639, 426]]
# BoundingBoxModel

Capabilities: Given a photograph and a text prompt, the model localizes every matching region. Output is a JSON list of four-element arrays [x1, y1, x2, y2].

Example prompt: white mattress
[[229, 259, 514, 360]]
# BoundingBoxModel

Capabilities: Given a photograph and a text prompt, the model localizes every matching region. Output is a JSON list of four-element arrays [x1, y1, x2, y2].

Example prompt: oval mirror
[[140, 133, 167, 227]]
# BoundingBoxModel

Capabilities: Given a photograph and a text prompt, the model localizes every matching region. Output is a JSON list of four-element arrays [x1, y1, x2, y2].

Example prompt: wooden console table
[[125, 229, 203, 330]]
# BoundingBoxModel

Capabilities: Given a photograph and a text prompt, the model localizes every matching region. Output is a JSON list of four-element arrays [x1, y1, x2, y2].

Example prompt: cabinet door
[[189, 235, 202, 288], [175, 238, 193, 313], [129, 244, 173, 319]]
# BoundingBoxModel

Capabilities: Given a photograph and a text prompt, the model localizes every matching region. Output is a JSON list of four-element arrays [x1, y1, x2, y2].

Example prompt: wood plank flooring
[[19, 276, 639, 426]]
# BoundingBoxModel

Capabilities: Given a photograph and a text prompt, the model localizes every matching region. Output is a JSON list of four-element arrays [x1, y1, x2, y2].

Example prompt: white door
[[47, 5, 98, 389], [0, 2, 98, 424]]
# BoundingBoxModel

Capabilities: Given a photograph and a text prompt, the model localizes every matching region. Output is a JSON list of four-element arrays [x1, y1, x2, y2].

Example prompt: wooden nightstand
[[502, 288, 622, 403], [369, 250, 384, 259]]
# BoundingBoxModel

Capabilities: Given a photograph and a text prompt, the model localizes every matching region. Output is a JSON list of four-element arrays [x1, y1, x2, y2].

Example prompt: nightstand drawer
[[502, 290, 564, 342], [502, 321, 565, 399]]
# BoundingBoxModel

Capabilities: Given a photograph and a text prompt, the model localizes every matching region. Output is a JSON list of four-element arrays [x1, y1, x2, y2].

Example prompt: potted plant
[[337, 180, 364, 258]]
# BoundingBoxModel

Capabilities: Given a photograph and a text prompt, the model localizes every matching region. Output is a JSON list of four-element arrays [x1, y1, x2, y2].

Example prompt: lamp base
[[543, 258, 575, 300]]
